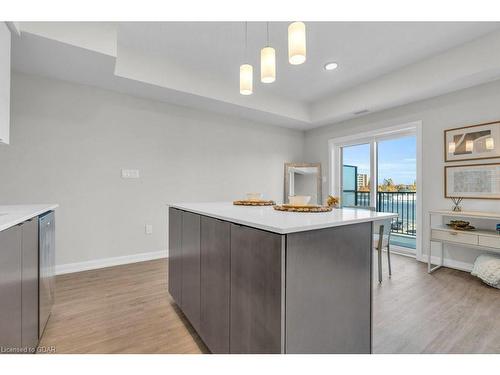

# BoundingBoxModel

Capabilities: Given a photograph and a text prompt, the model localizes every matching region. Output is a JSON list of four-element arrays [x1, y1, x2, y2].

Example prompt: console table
[[428, 210, 500, 273]]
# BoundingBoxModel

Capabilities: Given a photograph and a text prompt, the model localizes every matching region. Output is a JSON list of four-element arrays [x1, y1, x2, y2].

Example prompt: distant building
[[357, 174, 368, 190]]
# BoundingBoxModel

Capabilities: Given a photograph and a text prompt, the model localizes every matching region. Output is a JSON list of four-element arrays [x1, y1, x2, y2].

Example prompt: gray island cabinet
[[167, 202, 397, 354]]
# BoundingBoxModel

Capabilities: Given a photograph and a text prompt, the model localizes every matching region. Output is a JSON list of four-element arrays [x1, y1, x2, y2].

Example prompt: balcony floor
[[391, 234, 416, 249]]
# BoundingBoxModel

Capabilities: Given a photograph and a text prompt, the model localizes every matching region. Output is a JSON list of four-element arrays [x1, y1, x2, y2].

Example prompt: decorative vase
[[451, 197, 463, 212]]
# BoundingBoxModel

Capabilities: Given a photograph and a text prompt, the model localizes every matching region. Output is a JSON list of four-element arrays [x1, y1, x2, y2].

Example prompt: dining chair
[[373, 218, 392, 283], [344, 205, 392, 283]]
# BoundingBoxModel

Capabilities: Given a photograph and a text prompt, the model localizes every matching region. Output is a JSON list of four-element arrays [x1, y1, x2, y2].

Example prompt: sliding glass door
[[341, 143, 372, 208], [336, 131, 417, 251], [377, 136, 416, 249]]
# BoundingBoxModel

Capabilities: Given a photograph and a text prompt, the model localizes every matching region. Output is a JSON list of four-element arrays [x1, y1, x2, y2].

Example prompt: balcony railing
[[342, 191, 416, 237]]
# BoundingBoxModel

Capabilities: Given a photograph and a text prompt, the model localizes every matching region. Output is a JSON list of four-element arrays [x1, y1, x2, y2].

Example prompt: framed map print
[[445, 163, 500, 199], [444, 121, 500, 162]]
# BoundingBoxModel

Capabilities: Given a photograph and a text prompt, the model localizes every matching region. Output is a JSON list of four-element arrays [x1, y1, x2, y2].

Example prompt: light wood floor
[[39, 253, 500, 354], [373, 252, 500, 353], [38, 259, 208, 353]]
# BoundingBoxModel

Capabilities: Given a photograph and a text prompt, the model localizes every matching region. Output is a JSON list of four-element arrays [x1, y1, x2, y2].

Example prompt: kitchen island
[[168, 202, 397, 354]]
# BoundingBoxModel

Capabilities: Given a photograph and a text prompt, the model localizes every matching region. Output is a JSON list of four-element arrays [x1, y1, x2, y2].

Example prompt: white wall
[[304, 78, 500, 270], [0, 22, 10, 144], [0, 73, 304, 269]]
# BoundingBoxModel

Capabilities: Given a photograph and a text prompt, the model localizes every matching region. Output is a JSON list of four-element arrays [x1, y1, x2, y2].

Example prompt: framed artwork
[[445, 163, 500, 199], [444, 121, 500, 162]]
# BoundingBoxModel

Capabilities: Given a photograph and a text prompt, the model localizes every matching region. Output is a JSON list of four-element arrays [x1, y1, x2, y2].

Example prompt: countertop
[[169, 202, 398, 234], [0, 204, 59, 232]]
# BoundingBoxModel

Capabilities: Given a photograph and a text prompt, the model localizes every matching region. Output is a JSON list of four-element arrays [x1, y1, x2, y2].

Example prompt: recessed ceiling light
[[324, 62, 338, 71]]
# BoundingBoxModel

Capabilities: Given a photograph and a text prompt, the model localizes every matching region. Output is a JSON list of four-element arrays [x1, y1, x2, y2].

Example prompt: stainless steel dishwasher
[[39, 211, 55, 338]]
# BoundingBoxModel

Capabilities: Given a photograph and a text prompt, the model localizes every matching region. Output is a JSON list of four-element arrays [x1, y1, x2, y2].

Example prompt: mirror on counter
[[284, 163, 322, 205]]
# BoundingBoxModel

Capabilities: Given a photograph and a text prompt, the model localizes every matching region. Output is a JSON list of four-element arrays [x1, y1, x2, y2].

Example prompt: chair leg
[[378, 245, 382, 283], [377, 226, 384, 283], [387, 244, 392, 277]]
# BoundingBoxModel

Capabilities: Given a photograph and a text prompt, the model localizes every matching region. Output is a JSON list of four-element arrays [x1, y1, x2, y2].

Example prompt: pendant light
[[288, 21, 306, 65], [240, 64, 253, 95], [261, 22, 276, 83], [240, 22, 253, 95]]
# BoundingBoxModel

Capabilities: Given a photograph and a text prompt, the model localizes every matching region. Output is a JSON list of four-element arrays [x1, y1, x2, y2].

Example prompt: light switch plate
[[121, 169, 140, 179], [145, 224, 153, 234]]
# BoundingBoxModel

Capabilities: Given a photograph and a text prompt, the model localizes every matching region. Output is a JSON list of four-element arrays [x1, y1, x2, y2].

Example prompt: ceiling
[[11, 22, 500, 130]]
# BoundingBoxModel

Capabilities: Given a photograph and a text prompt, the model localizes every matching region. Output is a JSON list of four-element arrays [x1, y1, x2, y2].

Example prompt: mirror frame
[[284, 162, 322, 205]]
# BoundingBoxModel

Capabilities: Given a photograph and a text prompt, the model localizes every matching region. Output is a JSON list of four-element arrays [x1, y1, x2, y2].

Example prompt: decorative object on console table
[[445, 163, 500, 199], [450, 197, 463, 211], [444, 120, 500, 162], [446, 220, 475, 231]]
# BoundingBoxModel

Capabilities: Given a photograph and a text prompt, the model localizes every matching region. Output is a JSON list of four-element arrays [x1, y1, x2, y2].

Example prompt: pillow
[[471, 254, 500, 289]]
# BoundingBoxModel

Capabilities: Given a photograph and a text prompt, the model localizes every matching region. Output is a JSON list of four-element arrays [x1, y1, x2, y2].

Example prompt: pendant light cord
[[266, 22, 269, 46], [245, 22, 248, 62]]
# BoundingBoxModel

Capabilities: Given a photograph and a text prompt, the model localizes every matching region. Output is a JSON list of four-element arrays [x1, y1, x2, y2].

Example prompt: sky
[[343, 135, 416, 185]]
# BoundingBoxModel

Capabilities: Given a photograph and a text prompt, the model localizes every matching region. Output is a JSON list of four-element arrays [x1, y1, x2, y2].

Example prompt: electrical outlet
[[121, 169, 140, 179], [145, 224, 153, 235]]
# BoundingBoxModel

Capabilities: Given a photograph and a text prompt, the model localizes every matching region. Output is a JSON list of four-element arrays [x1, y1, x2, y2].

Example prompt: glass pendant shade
[[260, 46, 276, 83], [240, 64, 253, 95], [288, 21, 306, 65]]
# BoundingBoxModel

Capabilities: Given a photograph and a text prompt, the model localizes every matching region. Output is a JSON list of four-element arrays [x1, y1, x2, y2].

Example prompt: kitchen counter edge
[[0, 204, 59, 232], [168, 202, 398, 234]]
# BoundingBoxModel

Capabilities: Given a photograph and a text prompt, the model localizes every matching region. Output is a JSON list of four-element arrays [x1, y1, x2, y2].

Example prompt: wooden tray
[[273, 204, 333, 213], [233, 200, 276, 206]]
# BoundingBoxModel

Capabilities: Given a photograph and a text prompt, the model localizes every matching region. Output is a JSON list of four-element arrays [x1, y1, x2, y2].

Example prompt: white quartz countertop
[[169, 202, 398, 234], [0, 204, 59, 232]]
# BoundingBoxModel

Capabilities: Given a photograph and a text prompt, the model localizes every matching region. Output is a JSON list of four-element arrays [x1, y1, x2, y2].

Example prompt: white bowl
[[246, 192, 264, 201], [289, 195, 311, 206]]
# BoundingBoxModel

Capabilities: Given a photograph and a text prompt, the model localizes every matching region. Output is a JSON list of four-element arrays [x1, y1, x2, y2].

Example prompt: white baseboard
[[56, 250, 168, 275], [416, 255, 473, 272]]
